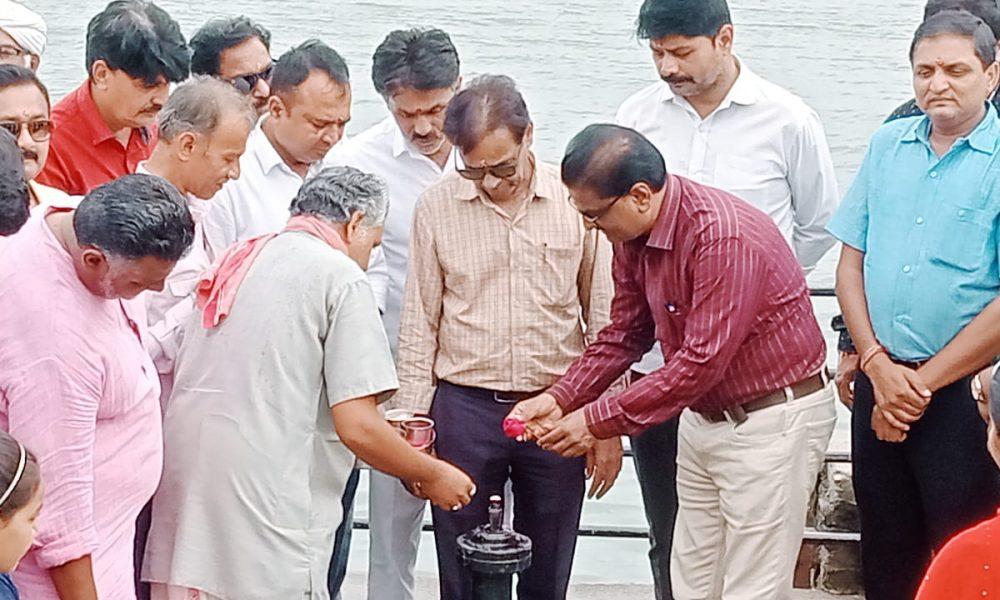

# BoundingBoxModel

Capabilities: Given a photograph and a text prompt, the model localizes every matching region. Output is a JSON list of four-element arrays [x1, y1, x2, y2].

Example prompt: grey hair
[[290, 166, 389, 226], [157, 75, 257, 142]]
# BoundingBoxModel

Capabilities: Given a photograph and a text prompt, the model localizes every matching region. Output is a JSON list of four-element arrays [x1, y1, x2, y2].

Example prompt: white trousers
[[671, 382, 836, 600], [367, 470, 427, 600]]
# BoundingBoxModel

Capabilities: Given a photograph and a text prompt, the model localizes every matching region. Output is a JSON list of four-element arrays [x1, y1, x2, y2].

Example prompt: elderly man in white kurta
[[142, 167, 476, 600]]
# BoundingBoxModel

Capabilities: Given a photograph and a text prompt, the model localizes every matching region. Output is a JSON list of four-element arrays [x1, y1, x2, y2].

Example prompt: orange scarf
[[196, 215, 349, 328]]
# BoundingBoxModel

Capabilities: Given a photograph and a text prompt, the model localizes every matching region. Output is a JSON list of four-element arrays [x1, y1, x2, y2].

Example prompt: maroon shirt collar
[[645, 174, 683, 251]]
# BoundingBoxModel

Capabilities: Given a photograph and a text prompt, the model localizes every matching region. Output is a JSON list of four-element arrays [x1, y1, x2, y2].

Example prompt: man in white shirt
[[324, 28, 459, 600], [614, 1, 839, 598], [139, 76, 256, 403], [132, 75, 255, 600], [202, 39, 352, 257]]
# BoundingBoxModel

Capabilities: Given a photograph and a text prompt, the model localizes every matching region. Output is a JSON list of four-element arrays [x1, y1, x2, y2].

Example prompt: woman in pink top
[[0, 175, 194, 600]]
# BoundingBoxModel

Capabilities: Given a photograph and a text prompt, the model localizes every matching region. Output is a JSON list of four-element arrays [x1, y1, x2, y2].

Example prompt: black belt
[[439, 381, 545, 404]]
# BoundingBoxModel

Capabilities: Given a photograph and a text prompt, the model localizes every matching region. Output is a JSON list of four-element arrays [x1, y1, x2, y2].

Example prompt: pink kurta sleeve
[[5, 353, 102, 568]]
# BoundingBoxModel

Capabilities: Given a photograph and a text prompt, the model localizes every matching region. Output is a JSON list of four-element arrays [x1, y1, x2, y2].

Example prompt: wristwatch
[[972, 371, 986, 404], [971, 362, 1000, 403]]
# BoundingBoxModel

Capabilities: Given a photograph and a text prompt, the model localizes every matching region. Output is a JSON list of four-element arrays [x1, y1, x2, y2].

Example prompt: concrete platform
[[338, 572, 863, 599]]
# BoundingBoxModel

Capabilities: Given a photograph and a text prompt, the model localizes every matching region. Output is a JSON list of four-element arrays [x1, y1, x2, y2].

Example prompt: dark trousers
[[134, 501, 152, 600], [630, 417, 678, 600], [853, 371, 1000, 600], [327, 467, 360, 599], [430, 381, 585, 600]]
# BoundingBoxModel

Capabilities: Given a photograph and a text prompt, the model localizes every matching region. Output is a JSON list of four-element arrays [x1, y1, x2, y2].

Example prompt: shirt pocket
[[927, 203, 991, 272], [535, 244, 581, 306]]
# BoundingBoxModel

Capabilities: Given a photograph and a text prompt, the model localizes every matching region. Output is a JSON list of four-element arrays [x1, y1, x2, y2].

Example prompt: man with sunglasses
[[509, 123, 834, 600], [35, 0, 190, 196], [610, 2, 839, 597], [395, 75, 619, 600], [190, 16, 274, 117], [0, 65, 70, 211], [202, 40, 351, 258], [0, 0, 47, 72]]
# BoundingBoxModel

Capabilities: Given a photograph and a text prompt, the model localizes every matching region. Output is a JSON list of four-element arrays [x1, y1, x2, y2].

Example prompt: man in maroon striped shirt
[[510, 124, 837, 599]]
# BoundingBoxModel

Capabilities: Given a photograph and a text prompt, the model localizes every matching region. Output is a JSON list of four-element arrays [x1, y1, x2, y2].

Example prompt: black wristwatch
[[831, 315, 856, 354]]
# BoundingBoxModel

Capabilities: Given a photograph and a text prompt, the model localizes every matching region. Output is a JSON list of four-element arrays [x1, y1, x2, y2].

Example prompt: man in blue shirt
[[829, 10, 1000, 600]]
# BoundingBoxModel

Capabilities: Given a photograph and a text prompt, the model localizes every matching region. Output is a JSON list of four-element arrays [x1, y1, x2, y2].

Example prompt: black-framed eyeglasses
[[227, 61, 274, 95], [455, 146, 520, 181], [0, 119, 52, 142], [575, 194, 626, 225]]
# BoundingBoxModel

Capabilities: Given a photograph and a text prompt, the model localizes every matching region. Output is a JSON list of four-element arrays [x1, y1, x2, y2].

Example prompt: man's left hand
[[585, 436, 623, 499], [539, 409, 597, 457]]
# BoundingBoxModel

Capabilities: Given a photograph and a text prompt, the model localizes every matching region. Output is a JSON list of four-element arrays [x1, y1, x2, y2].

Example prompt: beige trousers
[[671, 382, 837, 600]]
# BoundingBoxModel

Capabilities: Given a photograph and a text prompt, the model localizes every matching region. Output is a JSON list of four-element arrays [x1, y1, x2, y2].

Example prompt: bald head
[[0, 127, 29, 236], [561, 123, 667, 199], [157, 75, 256, 142]]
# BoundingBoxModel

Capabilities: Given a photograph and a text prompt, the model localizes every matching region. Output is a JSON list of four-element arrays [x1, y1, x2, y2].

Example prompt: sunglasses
[[227, 62, 274, 95], [455, 146, 521, 181], [0, 119, 52, 142]]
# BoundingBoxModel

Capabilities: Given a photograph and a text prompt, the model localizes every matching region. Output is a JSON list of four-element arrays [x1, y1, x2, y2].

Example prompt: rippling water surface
[[31, 0, 927, 585]]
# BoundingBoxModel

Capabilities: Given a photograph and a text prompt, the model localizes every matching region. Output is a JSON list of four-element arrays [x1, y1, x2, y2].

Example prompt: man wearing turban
[[0, 1, 46, 71]]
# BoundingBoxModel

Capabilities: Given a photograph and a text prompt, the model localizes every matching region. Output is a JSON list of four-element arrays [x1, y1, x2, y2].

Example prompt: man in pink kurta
[[0, 174, 194, 600]]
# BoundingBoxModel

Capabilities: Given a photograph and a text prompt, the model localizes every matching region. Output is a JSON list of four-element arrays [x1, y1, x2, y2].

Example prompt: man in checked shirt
[[394, 75, 622, 600], [511, 124, 837, 600]]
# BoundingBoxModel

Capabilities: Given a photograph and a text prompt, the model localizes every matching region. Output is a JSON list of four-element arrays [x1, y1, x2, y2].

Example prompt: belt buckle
[[493, 391, 520, 405]]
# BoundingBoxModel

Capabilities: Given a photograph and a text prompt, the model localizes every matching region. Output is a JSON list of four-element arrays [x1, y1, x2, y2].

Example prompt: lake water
[[27, 0, 928, 587]]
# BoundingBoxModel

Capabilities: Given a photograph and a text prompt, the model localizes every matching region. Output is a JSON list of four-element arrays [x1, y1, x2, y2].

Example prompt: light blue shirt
[[828, 105, 1000, 361]]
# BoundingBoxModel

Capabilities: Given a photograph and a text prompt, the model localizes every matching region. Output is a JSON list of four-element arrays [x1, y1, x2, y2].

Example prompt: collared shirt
[[325, 117, 454, 353], [136, 163, 213, 404], [0, 213, 161, 599], [202, 121, 325, 257], [617, 61, 838, 374], [35, 81, 155, 196], [27, 180, 72, 210], [548, 175, 826, 439], [143, 232, 397, 599], [615, 61, 839, 272], [827, 106, 1000, 361], [394, 159, 615, 414]]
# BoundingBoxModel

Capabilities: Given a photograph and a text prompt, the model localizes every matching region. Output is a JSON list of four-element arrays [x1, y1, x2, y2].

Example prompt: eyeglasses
[[0, 45, 35, 69], [455, 146, 521, 181], [0, 45, 28, 62], [227, 62, 274, 95], [575, 194, 626, 226], [0, 119, 52, 142]]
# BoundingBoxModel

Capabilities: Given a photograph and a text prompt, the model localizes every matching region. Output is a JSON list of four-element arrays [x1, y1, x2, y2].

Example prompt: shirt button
[[916, 217, 925, 224], [959, 209, 967, 217], [903, 265, 912, 273], [930, 171, 939, 178]]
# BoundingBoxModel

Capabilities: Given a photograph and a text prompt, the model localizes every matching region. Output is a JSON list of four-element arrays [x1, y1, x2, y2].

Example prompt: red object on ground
[[503, 417, 526, 439]]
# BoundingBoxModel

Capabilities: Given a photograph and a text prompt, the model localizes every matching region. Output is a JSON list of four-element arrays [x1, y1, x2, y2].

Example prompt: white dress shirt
[[325, 117, 453, 354], [202, 120, 325, 257], [136, 162, 212, 405], [617, 60, 839, 374]]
